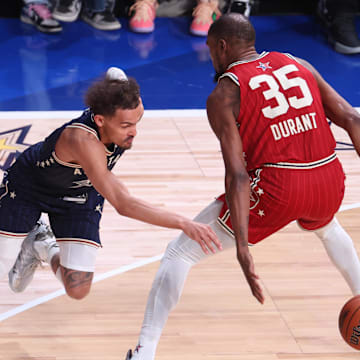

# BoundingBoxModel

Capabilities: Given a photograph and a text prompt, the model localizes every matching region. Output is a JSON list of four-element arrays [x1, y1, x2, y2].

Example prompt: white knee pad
[[59, 242, 98, 272], [0, 234, 25, 280]]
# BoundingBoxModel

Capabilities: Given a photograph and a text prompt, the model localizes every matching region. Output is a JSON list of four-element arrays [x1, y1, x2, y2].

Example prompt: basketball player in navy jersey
[[125, 14, 360, 360], [0, 71, 221, 300]]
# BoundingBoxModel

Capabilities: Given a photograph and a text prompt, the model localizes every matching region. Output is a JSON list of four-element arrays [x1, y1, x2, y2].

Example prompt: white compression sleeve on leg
[[131, 200, 235, 360], [315, 217, 360, 295], [0, 235, 25, 280], [133, 256, 192, 360]]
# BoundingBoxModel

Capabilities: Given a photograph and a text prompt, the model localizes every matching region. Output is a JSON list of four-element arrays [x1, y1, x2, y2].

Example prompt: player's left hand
[[237, 250, 265, 304], [182, 220, 223, 255]]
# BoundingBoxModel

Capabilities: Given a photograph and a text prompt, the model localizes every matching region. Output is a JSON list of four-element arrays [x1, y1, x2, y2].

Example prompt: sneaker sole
[[333, 41, 360, 54], [190, 28, 208, 37], [129, 25, 154, 34], [52, 10, 81, 22], [20, 14, 62, 33], [327, 33, 360, 54], [81, 16, 121, 31]]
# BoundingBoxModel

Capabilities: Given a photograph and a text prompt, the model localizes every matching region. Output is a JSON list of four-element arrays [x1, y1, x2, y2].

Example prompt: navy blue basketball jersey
[[6, 109, 125, 200]]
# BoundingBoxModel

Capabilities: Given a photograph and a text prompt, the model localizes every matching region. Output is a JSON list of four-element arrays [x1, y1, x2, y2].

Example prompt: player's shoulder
[[64, 110, 100, 142], [62, 121, 100, 152], [208, 78, 239, 106], [64, 126, 99, 148]]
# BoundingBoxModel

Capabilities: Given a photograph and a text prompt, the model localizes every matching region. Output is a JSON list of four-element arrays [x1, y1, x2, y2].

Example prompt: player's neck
[[230, 47, 259, 64]]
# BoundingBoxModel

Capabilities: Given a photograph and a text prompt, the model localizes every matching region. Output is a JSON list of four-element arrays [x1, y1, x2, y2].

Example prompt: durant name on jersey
[[270, 112, 318, 141]]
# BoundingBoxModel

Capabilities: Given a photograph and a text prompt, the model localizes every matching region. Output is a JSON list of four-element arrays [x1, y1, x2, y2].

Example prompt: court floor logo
[[0, 126, 31, 171]]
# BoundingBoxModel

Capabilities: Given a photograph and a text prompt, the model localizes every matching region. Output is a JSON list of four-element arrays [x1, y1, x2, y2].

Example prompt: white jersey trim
[[263, 153, 337, 169], [66, 123, 99, 140], [218, 51, 270, 86], [0, 229, 28, 238], [65, 122, 115, 156], [216, 215, 254, 246], [56, 238, 101, 248], [226, 51, 269, 69], [218, 72, 240, 86], [52, 151, 82, 169], [105, 145, 117, 156], [284, 52, 301, 64]]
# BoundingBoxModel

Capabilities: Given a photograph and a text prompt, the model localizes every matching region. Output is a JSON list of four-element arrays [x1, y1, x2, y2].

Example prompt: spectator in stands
[[128, 0, 251, 36]]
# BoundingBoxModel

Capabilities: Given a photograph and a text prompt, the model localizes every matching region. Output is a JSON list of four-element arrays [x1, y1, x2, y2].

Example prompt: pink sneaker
[[129, 0, 158, 33], [190, 0, 221, 37]]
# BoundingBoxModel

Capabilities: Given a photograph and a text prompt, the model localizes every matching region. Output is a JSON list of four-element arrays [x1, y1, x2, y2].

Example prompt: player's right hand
[[182, 220, 222, 255]]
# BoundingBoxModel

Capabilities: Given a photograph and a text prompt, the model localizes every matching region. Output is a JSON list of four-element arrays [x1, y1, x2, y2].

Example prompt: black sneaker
[[81, 9, 121, 30], [125, 349, 132, 360], [317, 0, 360, 54], [53, 0, 82, 22], [329, 15, 360, 54], [20, 3, 62, 33], [227, 0, 252, 16]]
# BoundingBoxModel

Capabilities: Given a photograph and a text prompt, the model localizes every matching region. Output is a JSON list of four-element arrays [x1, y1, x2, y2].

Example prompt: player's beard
[[122, 136, 134, 149]]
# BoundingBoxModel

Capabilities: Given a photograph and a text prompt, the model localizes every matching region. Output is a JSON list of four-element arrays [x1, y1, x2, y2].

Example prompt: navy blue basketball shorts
[[0, 175, 104, 248]]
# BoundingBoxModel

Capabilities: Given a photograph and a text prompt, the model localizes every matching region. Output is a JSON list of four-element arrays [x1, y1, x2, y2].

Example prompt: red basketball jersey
[[219, 51, 336, 171]]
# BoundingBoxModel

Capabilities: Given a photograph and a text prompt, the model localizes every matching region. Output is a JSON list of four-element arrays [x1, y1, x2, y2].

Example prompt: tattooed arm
[[207, 77, 264, 304]]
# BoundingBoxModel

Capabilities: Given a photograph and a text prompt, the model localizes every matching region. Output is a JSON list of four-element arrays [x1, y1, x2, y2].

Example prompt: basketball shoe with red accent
[[129, 0, 158, 33], [8, 220, 58, 293], [190, 0, 221, 37]]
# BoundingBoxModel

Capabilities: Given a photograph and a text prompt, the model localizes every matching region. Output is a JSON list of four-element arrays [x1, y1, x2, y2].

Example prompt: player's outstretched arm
[[61, 129, 222, 255], [207, 77, 264, 304], [297, 57, 360, 157]]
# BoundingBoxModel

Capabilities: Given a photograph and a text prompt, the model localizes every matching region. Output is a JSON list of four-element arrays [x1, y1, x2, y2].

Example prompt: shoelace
[[129, 0, 157, 21], [192, 0, 221, 25], [30, 4, 52, 20]]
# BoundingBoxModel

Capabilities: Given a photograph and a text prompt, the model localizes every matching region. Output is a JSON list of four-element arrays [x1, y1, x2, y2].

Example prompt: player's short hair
[[85, 77, 140, 116], [208, 14, 256, 44]]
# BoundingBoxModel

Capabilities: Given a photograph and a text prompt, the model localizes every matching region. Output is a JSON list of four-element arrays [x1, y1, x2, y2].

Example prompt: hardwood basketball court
[[0, 111, 359, 360]]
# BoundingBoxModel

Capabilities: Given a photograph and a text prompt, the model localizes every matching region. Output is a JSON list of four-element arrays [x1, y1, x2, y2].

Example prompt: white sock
[[55, 267, 63, 285], [31, 221, 59, 264], [315, 217, 360, 295], [47, 244, 59, 265]]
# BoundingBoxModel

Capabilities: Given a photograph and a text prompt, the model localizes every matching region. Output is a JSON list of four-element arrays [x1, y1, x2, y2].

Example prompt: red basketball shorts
[[217, 157, 345, 245]]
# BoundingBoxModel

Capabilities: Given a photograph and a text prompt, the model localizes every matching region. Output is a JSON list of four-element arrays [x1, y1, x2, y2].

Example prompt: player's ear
[[93, 114, 105, 128], [219, 39, 226, 51]]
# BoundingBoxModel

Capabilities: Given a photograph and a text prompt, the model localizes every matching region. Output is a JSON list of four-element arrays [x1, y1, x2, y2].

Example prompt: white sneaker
[[53, 0, 82, 22], [8, 220, 58, 293], [227, 0, 252, 16]]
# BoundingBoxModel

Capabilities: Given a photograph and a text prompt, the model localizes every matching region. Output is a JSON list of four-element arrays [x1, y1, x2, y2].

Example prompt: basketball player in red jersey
[[125, 14, 360, 360]]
